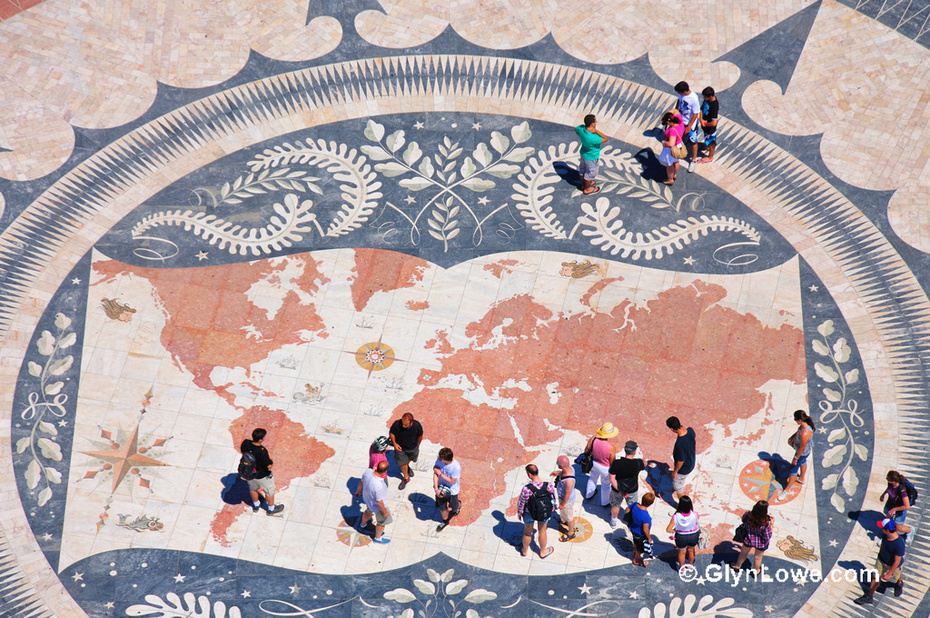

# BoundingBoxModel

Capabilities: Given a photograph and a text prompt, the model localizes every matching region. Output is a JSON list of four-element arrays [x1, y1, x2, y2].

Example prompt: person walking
[[666, 495, 700, 571], [575, 114, 608, 194], [357, 460, 392, 543], [389, 412, 424, 490], [609, 440, 645, 527], [658, 112, 684, 186], [694, 86, 719, 164], [516, 464, 557, 558], [880, 470, 914, 523], [239, 427, 285, 516], [584, 422, 618, 507], [779, 410, 814, 500], [626, 492, 655, 567], [853, 519, 911, 605], [433, 447, 461, 531], [731, 500, 773, 574], [551, 455, 577, 541], [666, 416, 696, 503]]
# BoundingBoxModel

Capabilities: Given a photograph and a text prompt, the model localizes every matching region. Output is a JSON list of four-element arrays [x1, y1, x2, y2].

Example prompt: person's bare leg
[[538, 523, 549, 556], [400, 462, 410, 481], [752, 549, 765, 572], [733, 544, 752, 569], [798, 462, 808, 484], [522, 523, 533, 556], [249, 489, 260, 504], [706, 142, 716, 160], [374, 524, 385, 539], [566, 516, 575, 537], [677, 548, 686, 568], [687, 547, 696, 566]]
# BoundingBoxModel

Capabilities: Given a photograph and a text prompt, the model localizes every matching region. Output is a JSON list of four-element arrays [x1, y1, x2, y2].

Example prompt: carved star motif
[[289, 584, 301, 595], [472, 122, 482, 130], [105, 602, 115, 609], [173, 573, 186, 583], [71, 277, 82, 285], [81, 424, 168, 492], [404, 195, 416, 204], [578, 583, 591, 595], [414, 121, 424, 129], [72, 572, 83, 582], [629, 591, 639, 599], [196, 251, 209, 261], [241, 590, 252, 598], [41, 533, 52, 541], [828, 538, 838, 547], [477, 196, 489, 205], [809, 285, 819, 292], [683, 256, 695, 265]]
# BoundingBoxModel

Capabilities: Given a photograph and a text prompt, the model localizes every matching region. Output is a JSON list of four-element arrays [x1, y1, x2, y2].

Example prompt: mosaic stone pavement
[[1, 1, 930, 617]]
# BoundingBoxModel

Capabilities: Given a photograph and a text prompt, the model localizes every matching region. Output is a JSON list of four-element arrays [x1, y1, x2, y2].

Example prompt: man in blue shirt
[[575, 114, 608, 194], [854, 518, 910, 605]]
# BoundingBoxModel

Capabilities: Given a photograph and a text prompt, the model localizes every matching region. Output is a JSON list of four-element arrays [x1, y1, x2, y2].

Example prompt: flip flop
[[541, 546, 555, 559], [582, 186, 601, 195], [698, 157, 714, 163], [797, 479, 805, 485]]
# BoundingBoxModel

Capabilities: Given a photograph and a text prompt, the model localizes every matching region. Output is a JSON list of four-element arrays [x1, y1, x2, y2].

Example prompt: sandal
[[541, 546, 554, 559], [662, 180, 675, 186], [583, 185, 601, 195], [559, 533, 577, 542]]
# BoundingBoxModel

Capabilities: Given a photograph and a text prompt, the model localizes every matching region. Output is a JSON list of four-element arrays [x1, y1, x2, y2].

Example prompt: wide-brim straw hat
[[596, 422, 619, 439]]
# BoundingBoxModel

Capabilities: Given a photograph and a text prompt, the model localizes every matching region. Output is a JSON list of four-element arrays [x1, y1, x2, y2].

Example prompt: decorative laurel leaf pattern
[[380, 567, 497, 617], [126, 592, 241, 618], [19, 312, 73, 507], [248, 139, 383, 238], [131, 194, 323, 256], [638, 594, 752, 618], [576, 197, 761, 260], [812, 318, 867, 512], [218, 168, 321, 205]]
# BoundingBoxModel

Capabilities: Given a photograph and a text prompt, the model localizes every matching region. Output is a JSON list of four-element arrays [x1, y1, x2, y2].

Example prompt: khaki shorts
[[672, 472, 690, 494], [559, 501, 575, 523], [247, 475, 275, 497], [367, 509, 393, 526], [875, 556, 902, 583]]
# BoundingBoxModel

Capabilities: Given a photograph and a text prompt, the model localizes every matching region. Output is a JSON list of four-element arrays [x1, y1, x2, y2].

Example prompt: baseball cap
[[877, 518, 897, 532], [624, 441, 638, 455]]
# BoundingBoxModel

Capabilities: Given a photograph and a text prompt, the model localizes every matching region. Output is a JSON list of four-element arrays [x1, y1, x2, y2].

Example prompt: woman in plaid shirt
[[731, 500, 773, 574]]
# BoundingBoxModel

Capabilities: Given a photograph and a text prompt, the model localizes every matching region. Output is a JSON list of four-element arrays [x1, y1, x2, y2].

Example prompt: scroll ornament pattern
[[812, 319, 868, 513], [16, 312, 75, 507], [130, 120, 760, 260]]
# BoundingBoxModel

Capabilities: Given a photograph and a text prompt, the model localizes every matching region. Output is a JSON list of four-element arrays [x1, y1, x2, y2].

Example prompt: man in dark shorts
[[609, 440, 645, 527], [854, 519, 910, 605], [666, 416, 696, 503], [692, 86, 718, 165], [240, 427, 285, 516], [575, 114, 608, 194], [390, 412, 424, 490], [433, 447, 461, 531]]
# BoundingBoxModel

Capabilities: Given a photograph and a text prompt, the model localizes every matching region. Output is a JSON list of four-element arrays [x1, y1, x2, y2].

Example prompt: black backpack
[[238, 451, 257, 480], [526, 482, 554, 522], [904, 479, 919, 505]]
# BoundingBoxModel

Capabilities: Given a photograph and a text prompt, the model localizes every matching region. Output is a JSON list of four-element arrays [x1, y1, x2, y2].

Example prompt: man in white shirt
[[433, 447, 461, 532], [357, 460, 392, 543], [671, 81, 701, 173]]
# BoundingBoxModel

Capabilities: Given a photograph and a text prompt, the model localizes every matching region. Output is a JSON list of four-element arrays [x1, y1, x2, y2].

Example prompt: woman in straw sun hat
[[583, 422, 618, 506]]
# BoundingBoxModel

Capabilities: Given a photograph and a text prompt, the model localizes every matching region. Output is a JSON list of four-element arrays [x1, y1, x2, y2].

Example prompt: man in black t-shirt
[[666, 416, 696, 503], [389, 413, 424, 490], [693, 86, 719, 164], [240, 427, 285, 516], [609, 440, 645, 528]]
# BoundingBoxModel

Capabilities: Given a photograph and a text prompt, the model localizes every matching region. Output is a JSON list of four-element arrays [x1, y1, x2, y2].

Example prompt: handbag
[[575, 452, 593, 474], [671, 143, 688, 159], [733, 523, 747, 544]]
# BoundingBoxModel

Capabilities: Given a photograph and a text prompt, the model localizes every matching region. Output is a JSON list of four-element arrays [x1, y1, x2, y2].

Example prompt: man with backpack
[[516, 464, 558, 559], [239, 428, 285, 516]]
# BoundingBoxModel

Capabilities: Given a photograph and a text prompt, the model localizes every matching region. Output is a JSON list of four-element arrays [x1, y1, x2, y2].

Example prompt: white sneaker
[[610, 518, 619, 528], [687, 161, 697, 173]]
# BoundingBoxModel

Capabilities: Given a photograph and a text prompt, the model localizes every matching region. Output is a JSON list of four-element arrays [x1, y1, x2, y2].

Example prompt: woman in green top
[[575, 114, 608, 194]]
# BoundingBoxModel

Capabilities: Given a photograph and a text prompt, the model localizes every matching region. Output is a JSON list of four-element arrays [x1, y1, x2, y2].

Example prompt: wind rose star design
[[80, 424, 170, 493], [352, 337, 402, 378]]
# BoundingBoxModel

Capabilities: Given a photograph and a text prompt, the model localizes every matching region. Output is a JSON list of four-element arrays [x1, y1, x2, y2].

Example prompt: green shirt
[[575, 125, 602, 161]]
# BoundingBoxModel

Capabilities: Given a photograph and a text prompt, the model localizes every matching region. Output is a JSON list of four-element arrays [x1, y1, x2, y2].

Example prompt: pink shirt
[[665, 122, 684, 147], [369, 450, 388, 469], [591, 437, 612, 467]]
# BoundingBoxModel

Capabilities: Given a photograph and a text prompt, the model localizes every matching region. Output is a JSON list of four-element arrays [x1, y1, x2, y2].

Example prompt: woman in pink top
[[584, 423, 618, 506], [658, 112, 684, 186]]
